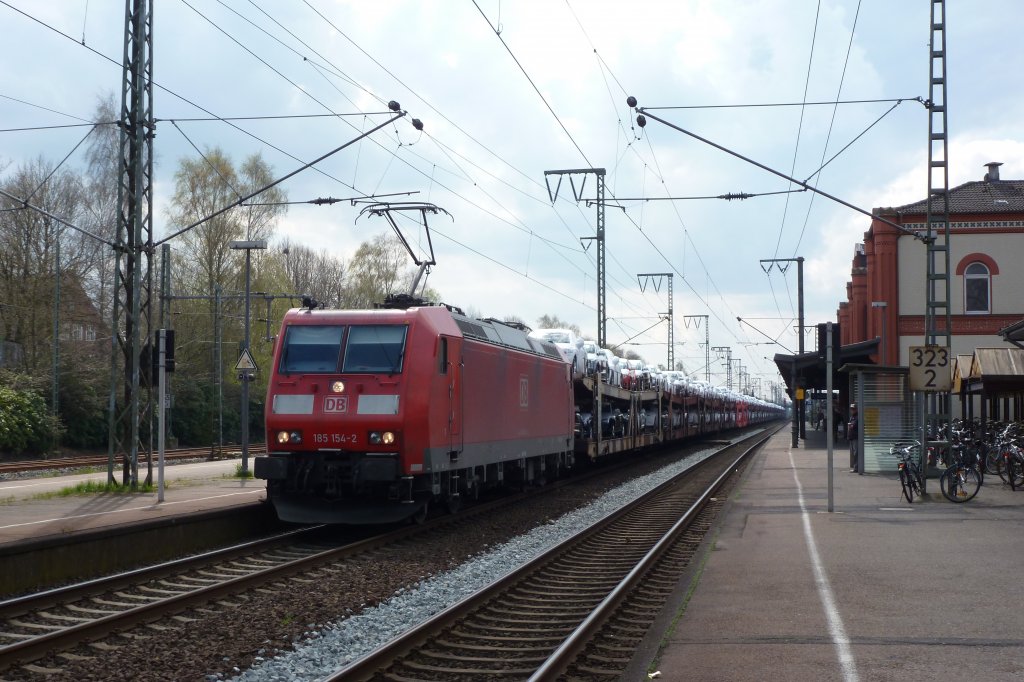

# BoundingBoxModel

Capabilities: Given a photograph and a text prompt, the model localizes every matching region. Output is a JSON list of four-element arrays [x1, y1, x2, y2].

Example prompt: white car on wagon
[[528, 328, 586, 379]]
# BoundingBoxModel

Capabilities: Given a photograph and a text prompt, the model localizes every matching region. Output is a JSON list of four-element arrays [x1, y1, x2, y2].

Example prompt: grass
[[233, 463, 255, 479], [31, 479, 159, 499]]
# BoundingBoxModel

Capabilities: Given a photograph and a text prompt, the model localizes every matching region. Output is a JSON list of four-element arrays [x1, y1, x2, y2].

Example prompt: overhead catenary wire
[[3, 1, 667, 346]]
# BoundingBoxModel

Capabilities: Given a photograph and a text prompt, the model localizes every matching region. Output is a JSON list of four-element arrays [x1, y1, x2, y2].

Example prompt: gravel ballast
[[229, 442, 726, 682]]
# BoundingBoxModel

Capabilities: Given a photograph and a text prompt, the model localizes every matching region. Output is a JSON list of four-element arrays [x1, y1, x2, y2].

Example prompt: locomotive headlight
[[368, 431, 397, 446], [277, 430, 302, 444], [330, 381, 345, 393]]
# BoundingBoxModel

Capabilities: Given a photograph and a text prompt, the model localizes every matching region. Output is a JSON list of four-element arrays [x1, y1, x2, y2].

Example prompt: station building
[[838, 161, 1024, 421]]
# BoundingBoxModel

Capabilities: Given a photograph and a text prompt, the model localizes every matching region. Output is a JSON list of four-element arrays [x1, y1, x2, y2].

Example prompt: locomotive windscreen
[[278, 325, 344, 373], [341, 325, 407, 373]]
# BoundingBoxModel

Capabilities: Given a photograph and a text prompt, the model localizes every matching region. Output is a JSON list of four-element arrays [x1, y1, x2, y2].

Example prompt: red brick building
[[838, 162, 1024, 366]]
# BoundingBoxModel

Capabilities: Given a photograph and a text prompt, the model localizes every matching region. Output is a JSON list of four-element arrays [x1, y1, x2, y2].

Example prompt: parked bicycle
[[892, 441, 923, 504], [989, 423, 1024, 490], [938, 444, 982, 503]]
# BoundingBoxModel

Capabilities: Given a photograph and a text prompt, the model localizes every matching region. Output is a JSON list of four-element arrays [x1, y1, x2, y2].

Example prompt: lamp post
[[230, 239, 267, 475], [872, 301, 888, 365]]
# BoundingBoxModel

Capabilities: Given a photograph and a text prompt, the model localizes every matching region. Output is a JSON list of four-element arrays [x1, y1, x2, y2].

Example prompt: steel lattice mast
[[638, 273, 674, 370], [923, 0, 952, 453], [544, 168, 607, 347], [107, 0, 154, 488]]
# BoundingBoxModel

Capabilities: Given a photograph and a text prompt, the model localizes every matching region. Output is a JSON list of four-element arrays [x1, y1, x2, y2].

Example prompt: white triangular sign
[[235, 349, 258, 371]]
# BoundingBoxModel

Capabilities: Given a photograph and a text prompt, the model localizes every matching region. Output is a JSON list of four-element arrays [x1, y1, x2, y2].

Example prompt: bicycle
[[892, 441, 923, 503], [990, 423, 1024, 490], [938, 445, 982, 503]]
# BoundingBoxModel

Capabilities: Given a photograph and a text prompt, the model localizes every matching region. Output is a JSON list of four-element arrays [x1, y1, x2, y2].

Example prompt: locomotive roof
[[449, 311, 562, 361], [282, 307, 563, 363]]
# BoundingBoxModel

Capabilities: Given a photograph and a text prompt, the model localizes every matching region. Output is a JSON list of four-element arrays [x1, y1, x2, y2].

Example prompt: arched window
[[964, 262, 990, 314]]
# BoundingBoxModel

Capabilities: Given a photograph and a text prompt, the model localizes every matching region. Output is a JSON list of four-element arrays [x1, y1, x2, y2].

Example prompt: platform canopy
[[773, 337, 880, 398], [997, 318, 1024, 349], [965, 347, 1024, 395]]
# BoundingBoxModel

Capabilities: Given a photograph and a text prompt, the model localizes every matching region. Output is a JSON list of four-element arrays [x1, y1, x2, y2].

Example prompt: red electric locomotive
[[256, 304, 575, 524]]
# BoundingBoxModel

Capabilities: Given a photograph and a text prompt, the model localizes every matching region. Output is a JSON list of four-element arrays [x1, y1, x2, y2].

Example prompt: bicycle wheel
[[910, 466, 924, 499], [997, 450, 1012, 485], [940, 465, 981, 503], [984, 446, 1002, 476], [1008, 452, 1024, 490], [899, 465, 915, 503]]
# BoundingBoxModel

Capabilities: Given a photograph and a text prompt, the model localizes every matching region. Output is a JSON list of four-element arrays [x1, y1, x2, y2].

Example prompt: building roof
[[951, 354, 974, 394], [876, 179, 1024, 216], [964, 347, 1024, 394], [773, 337, 880, 396], [997, 318, 1024, 347]]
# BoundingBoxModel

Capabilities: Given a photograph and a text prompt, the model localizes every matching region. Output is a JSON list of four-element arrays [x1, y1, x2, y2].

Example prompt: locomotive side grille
[[454, 318, 488, 340]]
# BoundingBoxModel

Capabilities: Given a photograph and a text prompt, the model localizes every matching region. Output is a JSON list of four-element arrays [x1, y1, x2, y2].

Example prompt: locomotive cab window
[[342, 325, 408, 374], [279, 325, 345, 374]]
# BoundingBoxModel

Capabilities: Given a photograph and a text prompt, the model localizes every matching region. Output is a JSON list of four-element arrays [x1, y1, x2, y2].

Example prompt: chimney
[[984, 162, 1002, 182]]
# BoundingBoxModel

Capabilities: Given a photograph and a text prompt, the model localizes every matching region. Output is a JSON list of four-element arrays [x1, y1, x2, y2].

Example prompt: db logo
[[323, 396, 349, 413]]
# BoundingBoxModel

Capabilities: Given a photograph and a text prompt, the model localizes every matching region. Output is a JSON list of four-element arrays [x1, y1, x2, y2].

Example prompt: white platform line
[[789, 446, 859, 682], [0, 489, 264, 530]]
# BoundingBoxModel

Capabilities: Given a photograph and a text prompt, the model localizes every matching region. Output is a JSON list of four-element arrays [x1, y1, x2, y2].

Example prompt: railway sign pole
[[158, 329, 166, 502], [231, 240, 267, 476]]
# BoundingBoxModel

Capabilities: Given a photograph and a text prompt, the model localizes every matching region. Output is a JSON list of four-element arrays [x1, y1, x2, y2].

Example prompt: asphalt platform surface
[[0, 457, 265, 545], [625, 427, 1024, 682]]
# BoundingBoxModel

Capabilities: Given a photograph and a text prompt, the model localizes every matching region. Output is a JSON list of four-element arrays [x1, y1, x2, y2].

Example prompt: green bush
[[57, 361, 108, 449], [0, 384, 59, 455]]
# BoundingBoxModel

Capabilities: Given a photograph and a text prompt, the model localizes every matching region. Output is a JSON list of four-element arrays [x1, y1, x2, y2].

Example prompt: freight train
[[255, 301, 784, 524]]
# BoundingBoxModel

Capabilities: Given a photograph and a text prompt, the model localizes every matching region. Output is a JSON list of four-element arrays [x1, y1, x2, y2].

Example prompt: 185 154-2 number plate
[[312, 433, 358, 445]]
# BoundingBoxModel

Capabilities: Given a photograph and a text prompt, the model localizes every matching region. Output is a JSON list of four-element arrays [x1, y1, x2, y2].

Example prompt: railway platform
[[0, 457, 266, 546], [625, 426, 1024, 681]]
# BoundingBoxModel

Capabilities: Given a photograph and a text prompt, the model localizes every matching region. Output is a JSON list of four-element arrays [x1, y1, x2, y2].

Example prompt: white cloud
[[1, 0, 1021, 394]]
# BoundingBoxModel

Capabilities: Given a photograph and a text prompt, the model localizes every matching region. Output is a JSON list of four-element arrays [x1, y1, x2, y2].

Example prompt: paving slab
[[628, 427, 1024, 682]]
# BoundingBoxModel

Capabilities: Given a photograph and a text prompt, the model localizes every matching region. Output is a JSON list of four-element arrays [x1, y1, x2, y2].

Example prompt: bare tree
[[82, 93, 120, 320], [166, 149, 287, 385], [0, 159, 89, 373], [343, 233, 411, 308], [536, 314, 581, 336], [278, 240, 347, 308]]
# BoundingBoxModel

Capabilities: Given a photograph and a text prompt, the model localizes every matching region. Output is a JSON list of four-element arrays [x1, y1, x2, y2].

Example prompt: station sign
[[908, 345, 950, 392]]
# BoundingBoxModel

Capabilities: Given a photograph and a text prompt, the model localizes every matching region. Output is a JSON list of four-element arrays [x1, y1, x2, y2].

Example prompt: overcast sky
[[2, 0, 1022, 395]]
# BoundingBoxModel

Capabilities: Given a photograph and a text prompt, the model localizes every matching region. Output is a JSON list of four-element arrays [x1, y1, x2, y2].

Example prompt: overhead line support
[[544, 168, 607, 346]]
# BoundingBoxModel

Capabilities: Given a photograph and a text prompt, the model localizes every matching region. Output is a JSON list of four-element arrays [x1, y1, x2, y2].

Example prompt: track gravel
[[8, 441, 729, 682]]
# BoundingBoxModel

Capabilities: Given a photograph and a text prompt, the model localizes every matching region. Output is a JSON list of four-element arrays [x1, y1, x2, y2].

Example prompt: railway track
[[0, 524, 333, 674], [0, 484, 542, 676], [329, 428, 776, 682], [0, 445, 266, 476], [0, 428, 774, 679]]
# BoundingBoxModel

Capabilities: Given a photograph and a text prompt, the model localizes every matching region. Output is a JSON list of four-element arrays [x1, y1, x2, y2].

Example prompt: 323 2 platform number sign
[[908, 345, 951, 392]]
